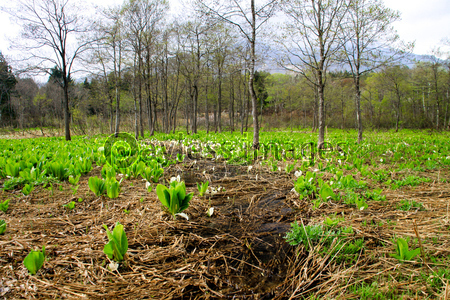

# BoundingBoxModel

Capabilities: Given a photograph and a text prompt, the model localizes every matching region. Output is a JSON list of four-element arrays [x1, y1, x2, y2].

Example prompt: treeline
[[1, 0, 449, 140]]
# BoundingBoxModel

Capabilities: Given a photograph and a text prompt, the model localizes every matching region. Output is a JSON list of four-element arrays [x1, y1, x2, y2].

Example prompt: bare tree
[[7, 0, 96, 141], [195, 0, 277, 149], [122, 0, 168, 139], [279, 0, 349, 145], [340, 0, 410, 143]]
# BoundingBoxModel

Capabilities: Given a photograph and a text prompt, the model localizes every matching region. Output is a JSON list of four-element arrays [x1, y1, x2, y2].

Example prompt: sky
[[0, 0, 449, 65]]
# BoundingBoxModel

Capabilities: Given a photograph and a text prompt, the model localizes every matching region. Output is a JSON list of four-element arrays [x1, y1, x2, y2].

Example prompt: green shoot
[[197, 181, 209, 197], [88, 176, 107, 197], [63, 201, 75, 210], [68, 174, 81, 185], [23, 246, 46, 275], [103, 222, 128, 262], [156, 180, 193, 219], [389, 238, 421, 262], [0, 219, 6, 234], [0, 199, 10, 213], [22, 184, 35, 196]]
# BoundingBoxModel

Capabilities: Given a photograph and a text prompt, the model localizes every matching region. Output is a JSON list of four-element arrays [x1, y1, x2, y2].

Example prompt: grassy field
[[0, 129, 449, 299]]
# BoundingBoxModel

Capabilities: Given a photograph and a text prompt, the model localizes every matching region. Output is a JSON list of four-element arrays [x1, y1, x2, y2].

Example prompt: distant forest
[[1, 0, 449, 143]]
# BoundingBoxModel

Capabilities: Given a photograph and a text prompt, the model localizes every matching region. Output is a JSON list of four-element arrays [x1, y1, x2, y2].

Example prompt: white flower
[[380, 158, 383, 162], [108, 261, 119, 272], [98, 146, 104, 152], [170, 175, 181, 183], [207, 207, 214, 217], [256, 174, 258, 181], [291, 187, 299, 196], [359, 206, 365, 211], [248, 165, 253, 172], [294, 170, 302, 177], [446, 156, 450, 160], [176, 212, 189, 221], [313, 168, 319, 172], [145, 181, 151, 189]]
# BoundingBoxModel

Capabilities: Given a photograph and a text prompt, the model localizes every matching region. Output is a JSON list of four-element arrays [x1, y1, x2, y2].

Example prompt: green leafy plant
[[0, 219, 6, 234], [46, 161, 70, 181], [68, 174, 81, 185], [0, 199, 10, 213], [23, 246, 46, 275], [389, 238, 421, 262], [22, 183, 35, 196], [324, 215, 344, 228], [197, 181, 209, 197], [141, 161, 164, 183], [106, 178, 122, 199], [63, 201, 75, 210], [88, 176, 107, 197], [156, 180, 193, 219], [294, 171, 317, 198], [70, 185, 79, 196], [101, 165, 116, 180], [397, 199, 424, 211], [318, 182, 336, 201], [284, 222, 324, 250], [103, 222, 128, 262]]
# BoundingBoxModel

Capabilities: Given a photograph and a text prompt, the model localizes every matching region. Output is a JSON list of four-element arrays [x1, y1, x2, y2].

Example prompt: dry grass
[[0, 157, 449, 299]]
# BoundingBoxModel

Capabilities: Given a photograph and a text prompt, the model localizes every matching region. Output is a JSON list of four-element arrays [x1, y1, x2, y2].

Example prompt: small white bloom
[[256, 174, 258, 181], [248, 165, 253, 172], [194, 160, 197, 164], [360, 206, 365, 211], [330, 181, 334, 185], [145, 181, 151, 189], [207, 207, 214, 217], [446, 156, 450, 160], [98, 146, 104, 152], [380, 158, 383, 162], [313, 168, 319, 172], [108, 261, 119, 272], [294, 170, 302, 177], [176, 212, 189, 220]]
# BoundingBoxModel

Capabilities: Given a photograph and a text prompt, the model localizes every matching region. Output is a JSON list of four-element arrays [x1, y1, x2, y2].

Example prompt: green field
[[1, 129, 450, 299]]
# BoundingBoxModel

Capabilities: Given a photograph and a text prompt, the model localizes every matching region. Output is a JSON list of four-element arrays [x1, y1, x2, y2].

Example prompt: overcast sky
[[1, 0, 449, 61]]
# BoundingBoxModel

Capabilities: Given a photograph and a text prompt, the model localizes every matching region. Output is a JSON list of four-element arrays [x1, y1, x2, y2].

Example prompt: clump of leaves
[[68, 174, 81, 185], [197, 181, 209, 197], [0, 199, 10, 213], [318, 181, 336, 202], [156, 180, 193, 219], [0, 219, 6, 234], [293, 171, 317, 198], [23, 246, 46, 275], [397, 199, 424, 211], [391, 175, 431, 190], [103, 222, 128, 262], [88, 176, 107, 197], [63, 201, 75, 210], [106, 178, 122, 199], [22, 183, 35, 196], [101, 165, 116, 180], [390, 238, 421, 262], [141, 160, 164, 183], [284, 222, 324, 250]]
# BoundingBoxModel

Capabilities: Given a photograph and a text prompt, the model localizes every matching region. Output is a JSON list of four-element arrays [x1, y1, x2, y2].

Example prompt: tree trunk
[[217, 65, 222, 133], [249, 0, 259, 150]]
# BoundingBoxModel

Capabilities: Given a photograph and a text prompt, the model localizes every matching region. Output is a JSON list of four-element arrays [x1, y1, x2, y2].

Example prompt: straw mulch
[[1, 161, 449, 299]]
